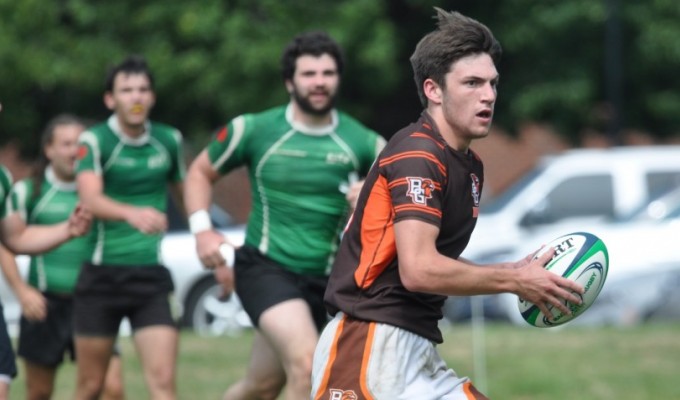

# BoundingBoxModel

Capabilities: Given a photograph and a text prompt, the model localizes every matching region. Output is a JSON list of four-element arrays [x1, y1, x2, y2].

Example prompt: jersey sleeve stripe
[[394, 204, 442, 218], [379, 151, 447, 176], [409, 133, 446, 150], [387, 177, 442, 191], [354, 175, 397, 289]]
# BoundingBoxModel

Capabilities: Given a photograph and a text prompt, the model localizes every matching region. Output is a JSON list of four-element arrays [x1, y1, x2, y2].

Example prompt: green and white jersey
[[207, 104, 385, 276], [0, 165, 12, 219], [10, 167, 93, 293], [76, 115, 186, 266]]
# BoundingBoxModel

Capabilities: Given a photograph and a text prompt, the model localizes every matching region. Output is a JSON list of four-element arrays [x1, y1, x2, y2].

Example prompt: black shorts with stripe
[[234, 245, 329, 331], [73, 262, 177, 336]]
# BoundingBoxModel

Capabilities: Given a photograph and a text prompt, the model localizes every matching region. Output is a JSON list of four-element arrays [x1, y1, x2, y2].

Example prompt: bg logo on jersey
[[406, 177, 434, 205], [329, 388, 357, 400]]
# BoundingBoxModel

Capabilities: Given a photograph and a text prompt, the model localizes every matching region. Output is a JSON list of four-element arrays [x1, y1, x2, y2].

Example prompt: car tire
[[182, 275, 252, 336]]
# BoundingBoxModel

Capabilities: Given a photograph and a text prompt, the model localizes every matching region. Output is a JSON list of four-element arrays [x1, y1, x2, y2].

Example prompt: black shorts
[[18, 293, 75, 367], [234, 245, 329, 331], [74, 262, 178, 336], [0, 302, 17, 380]]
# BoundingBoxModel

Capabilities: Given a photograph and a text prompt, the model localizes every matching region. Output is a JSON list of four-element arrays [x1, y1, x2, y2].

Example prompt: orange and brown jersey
[[325, 111, 484, 343]]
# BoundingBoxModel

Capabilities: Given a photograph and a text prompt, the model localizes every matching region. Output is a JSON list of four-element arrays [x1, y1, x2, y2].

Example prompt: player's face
[[440, 53, 498, 145], [104, 72, 155, 135], [45, 123, 83, 181], [287, 54, 339, 116]]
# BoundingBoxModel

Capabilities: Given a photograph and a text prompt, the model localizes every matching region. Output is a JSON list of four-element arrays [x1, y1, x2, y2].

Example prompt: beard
[[291, 88, 336, 116]]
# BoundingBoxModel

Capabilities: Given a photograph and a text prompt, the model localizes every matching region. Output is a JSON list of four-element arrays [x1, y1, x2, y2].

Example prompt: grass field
[[8, 323, 680, 399]]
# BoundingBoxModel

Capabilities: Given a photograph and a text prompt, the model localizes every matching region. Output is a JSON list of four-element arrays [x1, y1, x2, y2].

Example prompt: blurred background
[[1, 0, 680, 331]]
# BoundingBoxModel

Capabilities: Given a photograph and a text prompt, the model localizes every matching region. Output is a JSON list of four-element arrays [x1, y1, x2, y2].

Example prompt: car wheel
[[182, 276, 252, 337]]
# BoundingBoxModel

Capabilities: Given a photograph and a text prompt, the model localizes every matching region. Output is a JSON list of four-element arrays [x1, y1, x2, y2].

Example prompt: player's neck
[[291, 103, 332, 127]]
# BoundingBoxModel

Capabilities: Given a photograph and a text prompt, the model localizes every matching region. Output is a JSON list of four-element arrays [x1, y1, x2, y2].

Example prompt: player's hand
[[514, 247, 584, 318], [68, 204, 93, 237], [195, 230, 234, 270], [125, 207, 167, 234], [345, 180, 365, 210], [213, 265, 234, 300], [17, 284, 47, 321]]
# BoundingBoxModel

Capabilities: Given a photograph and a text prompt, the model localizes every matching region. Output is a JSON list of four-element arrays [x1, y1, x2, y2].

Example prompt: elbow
[[399, 259, 429, 293]]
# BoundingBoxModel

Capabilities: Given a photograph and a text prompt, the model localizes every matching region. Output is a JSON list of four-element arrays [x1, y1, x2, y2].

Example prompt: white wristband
[[189, 210, 212, 234], [219, 243, 236, 268]]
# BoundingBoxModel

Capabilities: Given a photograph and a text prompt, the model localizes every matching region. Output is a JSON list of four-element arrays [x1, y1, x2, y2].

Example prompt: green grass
[[8, 323, 680, 399]]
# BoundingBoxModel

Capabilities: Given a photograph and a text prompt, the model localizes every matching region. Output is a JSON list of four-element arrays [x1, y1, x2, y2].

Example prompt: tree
[[1, 0, 678, 157]]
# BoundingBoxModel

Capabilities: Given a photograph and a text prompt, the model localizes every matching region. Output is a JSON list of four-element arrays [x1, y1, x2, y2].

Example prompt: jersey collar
[[107, 115, 151, 146], [45, 166, 77, 192], [285, 103, 338, 136]]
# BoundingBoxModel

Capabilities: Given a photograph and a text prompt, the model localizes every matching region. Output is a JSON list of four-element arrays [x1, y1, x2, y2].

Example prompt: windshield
[[481, 166, 545, 214], [616, 187, 680, 223]]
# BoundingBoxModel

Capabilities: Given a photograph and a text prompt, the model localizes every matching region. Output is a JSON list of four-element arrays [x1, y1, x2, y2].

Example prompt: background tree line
[[1, 0, 678, 158]]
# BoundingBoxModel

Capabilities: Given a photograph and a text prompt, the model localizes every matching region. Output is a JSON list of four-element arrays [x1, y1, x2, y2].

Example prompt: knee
[[287, 353, 314, 387], [146, 365, 175, 393], [242, 375, 285, 400], [77, 375, 106, 400], [101, 380, 125, 400]]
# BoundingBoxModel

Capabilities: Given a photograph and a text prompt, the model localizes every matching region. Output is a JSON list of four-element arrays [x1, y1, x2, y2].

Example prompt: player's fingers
[[535, 247, 555, 266]]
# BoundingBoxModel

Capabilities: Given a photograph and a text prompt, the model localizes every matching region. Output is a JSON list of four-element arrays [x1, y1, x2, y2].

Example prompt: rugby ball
[[518, 232, 609, 327]]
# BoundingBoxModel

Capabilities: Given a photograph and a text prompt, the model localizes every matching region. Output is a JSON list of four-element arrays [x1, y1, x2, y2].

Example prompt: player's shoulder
[[383, 121, 447, 158]]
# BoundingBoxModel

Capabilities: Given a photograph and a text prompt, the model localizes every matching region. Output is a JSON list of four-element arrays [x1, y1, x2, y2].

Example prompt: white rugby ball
[[518, 232, 609, 327]]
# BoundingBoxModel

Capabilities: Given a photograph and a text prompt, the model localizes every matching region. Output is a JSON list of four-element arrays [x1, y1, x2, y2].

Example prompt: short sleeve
[[380, 139, 446, 228], [75, 130, 101, 175], [206, 115, 250, 175]]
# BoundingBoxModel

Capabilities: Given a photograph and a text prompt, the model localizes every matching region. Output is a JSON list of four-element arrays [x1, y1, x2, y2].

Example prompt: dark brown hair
[[410, 8, 502, 107]]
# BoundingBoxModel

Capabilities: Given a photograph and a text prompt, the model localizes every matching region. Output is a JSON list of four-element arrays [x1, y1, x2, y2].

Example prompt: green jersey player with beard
[[185, 32, 385, 400]]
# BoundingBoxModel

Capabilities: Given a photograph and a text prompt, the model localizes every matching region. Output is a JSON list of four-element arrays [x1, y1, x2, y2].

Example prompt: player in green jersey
[[74, 56, 185, 400], [0, 105, 90, 400], [0, 115, 124, 400], [185, 31, 385, 400]]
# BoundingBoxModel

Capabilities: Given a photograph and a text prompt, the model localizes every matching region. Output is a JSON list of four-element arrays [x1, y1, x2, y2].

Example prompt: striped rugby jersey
[[325, 111, 484, 343]]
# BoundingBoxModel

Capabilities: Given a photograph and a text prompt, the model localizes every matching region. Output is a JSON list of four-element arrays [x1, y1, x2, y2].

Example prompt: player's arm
[[0, 213, 72, 255], [0, 243, 46, 321], [185, 150, 233, 294], [77, 171, 166, 234], [394, 218, 583, 318]]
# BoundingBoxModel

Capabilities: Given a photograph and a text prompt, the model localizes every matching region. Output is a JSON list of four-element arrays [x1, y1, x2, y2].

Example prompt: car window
[[481, 166, 545, 214], [521, 174, 614, 226], [544, 174, 615, 220], [646, 172, 680, 200]]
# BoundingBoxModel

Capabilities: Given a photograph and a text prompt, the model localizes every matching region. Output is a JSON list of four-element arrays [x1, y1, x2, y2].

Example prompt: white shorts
[[311, 313, 487, 400]]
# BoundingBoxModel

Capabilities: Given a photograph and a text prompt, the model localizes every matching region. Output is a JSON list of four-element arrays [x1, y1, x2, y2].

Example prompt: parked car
[[495, 185, 680, 326], [444, 146, 680, 324], [0, 202, 251, 337], [463, 145, 680, 262]]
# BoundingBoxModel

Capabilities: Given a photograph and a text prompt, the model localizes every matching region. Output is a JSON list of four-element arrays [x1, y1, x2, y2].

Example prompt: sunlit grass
[[9, 323, 680, 399]]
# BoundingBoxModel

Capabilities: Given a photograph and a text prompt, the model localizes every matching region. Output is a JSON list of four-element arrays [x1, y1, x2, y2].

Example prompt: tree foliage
[[0, 0, 678, 157]]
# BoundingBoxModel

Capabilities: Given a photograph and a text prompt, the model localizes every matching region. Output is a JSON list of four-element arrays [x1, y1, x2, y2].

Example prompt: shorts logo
[[406, 177, 434, 205], [329, 389, 358, 400]]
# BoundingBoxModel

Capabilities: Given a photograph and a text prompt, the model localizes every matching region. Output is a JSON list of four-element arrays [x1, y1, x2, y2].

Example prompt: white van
[[463, 145, 680, 262]]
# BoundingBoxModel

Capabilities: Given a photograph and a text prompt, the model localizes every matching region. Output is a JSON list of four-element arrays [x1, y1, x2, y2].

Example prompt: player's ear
[[103, 92, 115, 110], [284, 80, 294, 95], [423, 79, 443, 105]]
